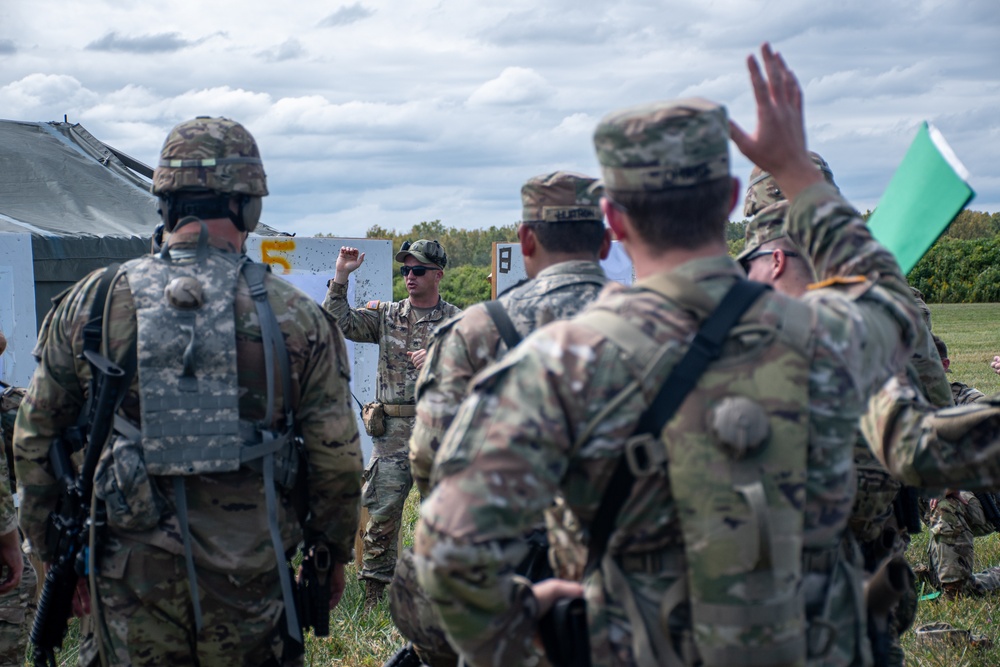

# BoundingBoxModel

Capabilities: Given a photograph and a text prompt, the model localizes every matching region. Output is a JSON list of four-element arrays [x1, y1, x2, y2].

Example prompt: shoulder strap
[[81, 263, 121, 356], [239, 259, 301, 644], [76, 264, 122, 431], [483, 300, 523, 349], [584, 280, 769, 576], [241, 261, 294, 430]]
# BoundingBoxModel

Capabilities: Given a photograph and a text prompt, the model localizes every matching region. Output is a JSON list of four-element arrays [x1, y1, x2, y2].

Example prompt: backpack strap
[[483, 300, 523, 350], [585, 279, 769, 576]]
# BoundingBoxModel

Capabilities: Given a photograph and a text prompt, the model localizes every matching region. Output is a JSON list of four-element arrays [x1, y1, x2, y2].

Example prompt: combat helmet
[[152, 116, 267, 232]]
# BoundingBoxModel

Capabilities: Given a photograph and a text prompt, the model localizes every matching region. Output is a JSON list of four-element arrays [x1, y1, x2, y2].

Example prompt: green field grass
[[42, 303, 1000, 667]]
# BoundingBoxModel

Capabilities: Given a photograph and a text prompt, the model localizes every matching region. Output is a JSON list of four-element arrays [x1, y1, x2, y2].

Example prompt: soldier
[[0, 334, 35, 667], [413, 44, 920, 667], [324, 239, 460, 609], [0, 326, 27, 667], [935, 336, 987, 405], [737, 198, 946, 667], [392, 171, 611, 666], [14, 117, 362, 665], [915, 335, 1000, 598], [408, 172, 611, 497]]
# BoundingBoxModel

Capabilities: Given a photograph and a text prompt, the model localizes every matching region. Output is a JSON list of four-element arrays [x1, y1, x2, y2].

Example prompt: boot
[[364, 580, 386, 612]]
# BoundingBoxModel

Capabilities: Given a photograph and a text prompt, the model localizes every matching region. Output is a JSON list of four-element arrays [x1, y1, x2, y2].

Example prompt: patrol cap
[[152, 116, 268, 197], [593, 98, 729, 193], [395, 239, 447, 269], [736, 200, 790, 265], [521, 171, 603, 224], [742, 152, 835, 218]]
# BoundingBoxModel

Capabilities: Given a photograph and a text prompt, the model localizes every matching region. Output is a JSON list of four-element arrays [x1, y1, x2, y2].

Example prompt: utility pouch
[[94, 432, 165, 532], [362, 401, 386, 437], [539, 596, 591, 667]]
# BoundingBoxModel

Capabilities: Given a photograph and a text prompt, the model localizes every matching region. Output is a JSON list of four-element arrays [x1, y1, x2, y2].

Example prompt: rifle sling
[[584, 279, 768, 577], [483, 300, 523, 350]]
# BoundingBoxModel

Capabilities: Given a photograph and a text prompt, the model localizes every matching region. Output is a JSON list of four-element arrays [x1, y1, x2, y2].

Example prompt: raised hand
[[730, 43, 822, 203], [335, 246, 366, 284]]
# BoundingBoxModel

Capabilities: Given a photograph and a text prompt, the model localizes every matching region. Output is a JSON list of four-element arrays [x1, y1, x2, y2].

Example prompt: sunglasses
[[739, 248, 799, 272], [400, 266, 435, 277]]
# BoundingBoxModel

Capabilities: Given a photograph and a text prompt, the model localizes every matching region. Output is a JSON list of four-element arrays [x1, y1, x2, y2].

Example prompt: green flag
[[868, 123, 974, 274]]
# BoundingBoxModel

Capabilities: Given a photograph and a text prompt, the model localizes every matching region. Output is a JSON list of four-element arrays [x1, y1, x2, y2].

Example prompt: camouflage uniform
[[0, 387, 33, 667], [918, 383, 1000, 597], [952, 381, 986, 406], [861, 378, 1000, 490], [323, 250, 460, 585], [14, 118, 362, 666], [414, 100, 919, 667], [739, 195, 949, 667], [394, 171, 608, 666]]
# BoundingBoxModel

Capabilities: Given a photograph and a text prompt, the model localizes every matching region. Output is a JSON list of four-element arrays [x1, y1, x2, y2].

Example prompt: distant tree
[[908, 236, 1000, 303], [941, 210, 1000, 240]]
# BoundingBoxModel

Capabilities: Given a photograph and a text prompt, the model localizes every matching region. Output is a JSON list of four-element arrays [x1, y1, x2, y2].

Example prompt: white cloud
[[0, 74, 97, 119], [256, 38, 306, 63], [467, 67, 554, 107], [0, 0, 995, 239], [318, 3, 375, 28]]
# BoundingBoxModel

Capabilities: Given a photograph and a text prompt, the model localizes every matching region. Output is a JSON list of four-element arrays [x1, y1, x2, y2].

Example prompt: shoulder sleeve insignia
[[365, 300, 381, 310], [807, 275, 868, 291]]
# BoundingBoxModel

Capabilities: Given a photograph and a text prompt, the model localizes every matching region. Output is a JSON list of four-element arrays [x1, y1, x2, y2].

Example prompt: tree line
[[333, 208, 999, 308]]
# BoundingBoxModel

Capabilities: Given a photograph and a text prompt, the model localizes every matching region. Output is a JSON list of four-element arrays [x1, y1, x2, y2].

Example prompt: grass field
[[900, 303, 1000, 667], [43, 303, 1000, 666]]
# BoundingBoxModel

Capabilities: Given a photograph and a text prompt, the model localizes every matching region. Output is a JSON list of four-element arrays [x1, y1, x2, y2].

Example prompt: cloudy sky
[[2, 0, 997, 237]]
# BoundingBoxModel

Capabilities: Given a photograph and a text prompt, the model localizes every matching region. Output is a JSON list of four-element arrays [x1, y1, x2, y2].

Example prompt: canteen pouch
[[94, 433, 166, 532], [362, 401, 386, 437]]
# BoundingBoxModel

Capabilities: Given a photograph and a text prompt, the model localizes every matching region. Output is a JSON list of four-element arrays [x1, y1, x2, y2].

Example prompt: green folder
[[867, 122, 975, 274]]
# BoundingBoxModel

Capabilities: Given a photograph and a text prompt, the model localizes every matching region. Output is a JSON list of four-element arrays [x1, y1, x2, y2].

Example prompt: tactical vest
[[577, 272, 815, 667], [129, 242, 245, 473], [94, 223, 302, 643]]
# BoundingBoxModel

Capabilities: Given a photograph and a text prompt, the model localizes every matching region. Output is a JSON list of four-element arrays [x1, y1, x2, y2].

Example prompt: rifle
[[30, 350, 126, 667], [538, 597, 590, 667], [297, 542, 332, 637], [865, 556, 913, 667], [383, 643, 423, 667]]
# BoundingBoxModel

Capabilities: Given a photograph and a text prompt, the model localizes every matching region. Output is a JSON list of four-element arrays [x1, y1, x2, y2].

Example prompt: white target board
[[245, 235, 392, 461]]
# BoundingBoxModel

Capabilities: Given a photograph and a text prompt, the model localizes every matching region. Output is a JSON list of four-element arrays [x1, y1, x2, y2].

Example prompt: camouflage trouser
[[390, 549, 460, 667], [360, 416, 414, 583], [926, 491, 1000, 596], [0, 552, 36, 667], [94, 543, 295, 667]]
